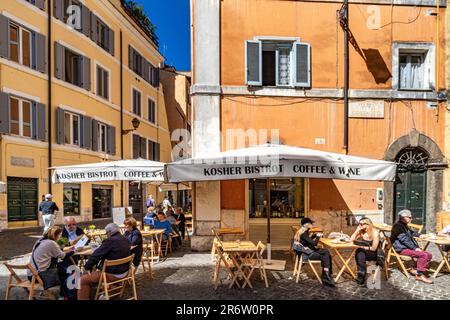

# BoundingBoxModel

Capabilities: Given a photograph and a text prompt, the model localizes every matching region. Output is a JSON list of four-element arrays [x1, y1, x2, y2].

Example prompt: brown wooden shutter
[[54, 42, 64, 80], [110, 126, 116, 155], [109, 29, 115, 56], [140, 137, 147, 159], [81, 116, 92, 149], [0, 92, 10, 134], [0, 14, 9, 59], [36, 102, 46, 141], [53, 0, 64, 21], [142, 59, 149, 83], [90, 13, 97, 42], [56, 107, 65, 144], [132, 134, 139, 159], [128, 45, 133, 70], [82, 55, 91, 91], [35, 0, 46, 11], [155, 143, 160, 161], [81, 4, 91, 38], [35, 32, 46, 74], [92, 119, 99, 151]]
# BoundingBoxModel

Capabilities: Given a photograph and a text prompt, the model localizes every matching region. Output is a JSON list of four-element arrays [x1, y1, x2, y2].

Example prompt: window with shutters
[[148, 98, 156, 124], [97, 122, 107, 153], [130, 47, 143, 76], [132, 88, 142, 117], [64, 112, 80, 146], [95, 18, 109, 51], [9, 23, 32, 68], [96, 64, 109, 100], [246, 39, 310, 88], [64, 48, 82, 87], [9, 96, 32, 138], [132, 134, 147, 159], [148, 140, 160, 161], [63, 0, 82, 30]]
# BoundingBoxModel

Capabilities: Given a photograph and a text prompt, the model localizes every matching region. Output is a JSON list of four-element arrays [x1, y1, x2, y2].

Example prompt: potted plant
[[57, 237, 69, 249]]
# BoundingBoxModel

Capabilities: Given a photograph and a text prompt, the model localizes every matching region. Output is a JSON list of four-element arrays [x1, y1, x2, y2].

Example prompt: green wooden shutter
[[245, 40, 262, 86], [294, 42, 311, 87]]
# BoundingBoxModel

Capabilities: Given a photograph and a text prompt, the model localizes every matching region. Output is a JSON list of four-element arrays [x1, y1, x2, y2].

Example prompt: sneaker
[[415, 274, 433, 284]]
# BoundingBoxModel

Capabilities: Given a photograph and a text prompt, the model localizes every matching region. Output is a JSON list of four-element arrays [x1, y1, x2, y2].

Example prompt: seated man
[[77, 223, 131, 300], [154, 211, 173, 241], [166, 209, 182, 247], [438, 224, 450, 252], [390, 209, 433, 284], [62, 217, 85, 245]]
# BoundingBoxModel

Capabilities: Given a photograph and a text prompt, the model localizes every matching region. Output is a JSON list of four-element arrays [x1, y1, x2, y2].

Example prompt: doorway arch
[[384, 130, 446, 232]]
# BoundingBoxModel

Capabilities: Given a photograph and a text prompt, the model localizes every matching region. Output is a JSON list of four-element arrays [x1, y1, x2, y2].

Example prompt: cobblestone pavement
[[1, 226, 450, 300]]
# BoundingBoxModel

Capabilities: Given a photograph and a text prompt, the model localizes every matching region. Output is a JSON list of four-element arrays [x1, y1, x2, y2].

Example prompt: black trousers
[[298, 248, 333, 271], [355, 248, 377, 275]]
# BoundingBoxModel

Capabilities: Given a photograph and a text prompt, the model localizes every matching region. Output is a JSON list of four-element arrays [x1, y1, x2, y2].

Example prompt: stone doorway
[[384, 130, 446, 232]]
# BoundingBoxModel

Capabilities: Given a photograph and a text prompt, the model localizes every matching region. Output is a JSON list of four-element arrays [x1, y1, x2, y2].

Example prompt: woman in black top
[[293, 218, 335, 287], [123, 217, 143, 267], [350, 217, 381, 285], [174, 207, 187, 240]]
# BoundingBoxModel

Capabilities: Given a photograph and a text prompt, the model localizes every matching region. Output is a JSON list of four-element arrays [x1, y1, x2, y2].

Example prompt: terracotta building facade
[[189, 0, 447, 250]]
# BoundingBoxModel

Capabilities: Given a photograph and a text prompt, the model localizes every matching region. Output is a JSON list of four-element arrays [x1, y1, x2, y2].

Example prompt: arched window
[[395, 147, 429, 172]]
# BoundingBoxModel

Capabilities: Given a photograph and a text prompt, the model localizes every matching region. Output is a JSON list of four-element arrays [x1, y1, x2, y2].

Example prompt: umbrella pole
[[176, 183, 179, 208], [266, 178, 271, 264]]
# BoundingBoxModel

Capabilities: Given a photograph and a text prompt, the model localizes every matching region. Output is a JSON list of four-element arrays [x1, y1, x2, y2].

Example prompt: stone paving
[[1, 225, 450, 300]]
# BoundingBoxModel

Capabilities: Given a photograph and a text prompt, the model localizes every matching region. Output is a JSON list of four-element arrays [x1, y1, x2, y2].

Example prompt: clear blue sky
[[140, 0, 191, 71]]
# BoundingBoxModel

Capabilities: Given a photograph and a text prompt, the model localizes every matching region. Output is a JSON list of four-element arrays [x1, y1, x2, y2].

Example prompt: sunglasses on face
[[359, 222, 368, 226]]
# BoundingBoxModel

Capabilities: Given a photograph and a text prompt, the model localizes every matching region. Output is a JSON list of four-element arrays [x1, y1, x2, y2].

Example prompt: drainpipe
[[343, 0, 349, 155], [120, 30, 124, 207], [47, 0, 52, 193]]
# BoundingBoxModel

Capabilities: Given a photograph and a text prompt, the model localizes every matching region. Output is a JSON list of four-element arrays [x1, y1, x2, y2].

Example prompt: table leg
[[333, 248, 356, 282], [433, 245, 450, 278]]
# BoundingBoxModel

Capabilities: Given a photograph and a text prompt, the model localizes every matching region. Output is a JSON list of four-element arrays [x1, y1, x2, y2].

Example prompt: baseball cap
[[301, 217, 315, 226], [45, 194, 53, 200], [398, 209, 412, 218]]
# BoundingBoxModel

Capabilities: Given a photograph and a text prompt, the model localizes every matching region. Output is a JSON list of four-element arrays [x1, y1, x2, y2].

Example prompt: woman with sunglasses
[[350, 217, 380, 285]]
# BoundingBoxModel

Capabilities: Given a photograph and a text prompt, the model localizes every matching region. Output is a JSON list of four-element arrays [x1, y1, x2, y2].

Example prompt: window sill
[[396, 88, 433, 92]]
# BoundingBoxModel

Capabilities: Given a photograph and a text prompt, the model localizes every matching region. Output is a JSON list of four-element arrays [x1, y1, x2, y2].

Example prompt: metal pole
[[47, 0, 52, 194], [266, 178, 271, 264], [119, 31, 124, 207], [343, 0, 349, 155]]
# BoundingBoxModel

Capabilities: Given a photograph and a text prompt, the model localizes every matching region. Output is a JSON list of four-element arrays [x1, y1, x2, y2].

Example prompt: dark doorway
[[7, 177, 38, 222], [92, 186, 112, 219], [128, 182, 142, 215], [394, 147, 429, 226]]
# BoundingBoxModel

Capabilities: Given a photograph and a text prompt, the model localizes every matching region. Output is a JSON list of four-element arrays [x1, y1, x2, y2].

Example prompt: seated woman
[[123, 217, 143, 267], [29, 226, 75, 298], [350, 217, 381, 285], [293, 218, 335, 287]]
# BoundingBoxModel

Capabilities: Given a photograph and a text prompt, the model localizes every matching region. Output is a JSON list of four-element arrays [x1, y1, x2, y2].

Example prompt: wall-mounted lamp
[[122, 117, 141, 135]]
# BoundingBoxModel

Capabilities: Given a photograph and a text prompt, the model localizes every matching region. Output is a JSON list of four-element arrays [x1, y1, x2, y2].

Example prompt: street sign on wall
[[349, 100, 385, 118]]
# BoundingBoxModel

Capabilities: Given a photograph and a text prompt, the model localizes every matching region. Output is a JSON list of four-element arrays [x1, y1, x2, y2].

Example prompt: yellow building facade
[[0, 0, 171, 229]]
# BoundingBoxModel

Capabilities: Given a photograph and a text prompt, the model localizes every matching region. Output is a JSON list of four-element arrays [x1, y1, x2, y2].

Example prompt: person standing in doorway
[[39, 194, 59, 233], [146, 194, 155, 209]]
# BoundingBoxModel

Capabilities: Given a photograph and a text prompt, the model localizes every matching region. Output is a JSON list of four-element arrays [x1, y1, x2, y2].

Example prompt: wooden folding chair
[[409, 223, 424, 234], [241, 241, 269, 288], [293, 254, 323, 284], [94, 254, 137, 300], [160, 235, 172, 257], [385, 237, 413, 279], [211, 229, 223, 262], [213, 241, 236, 290], [139, 241, 154, 279], [4, 263, 56, 300], [290, 226, 300, 258]]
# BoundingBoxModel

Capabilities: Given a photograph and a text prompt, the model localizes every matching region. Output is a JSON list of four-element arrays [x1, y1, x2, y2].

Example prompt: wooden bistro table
[[373, 223, 392, 238], [141, 229, 165, 264], [319, 238, 360, 282], [220, 241, 260, 289], [211, 227, 245, 261], [419, 235, 450, 278], [64, 246, 94, 271]]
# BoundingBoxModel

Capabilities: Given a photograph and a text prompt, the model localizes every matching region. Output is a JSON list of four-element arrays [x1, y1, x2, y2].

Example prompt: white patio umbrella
[[165, 143, 397, 262]]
